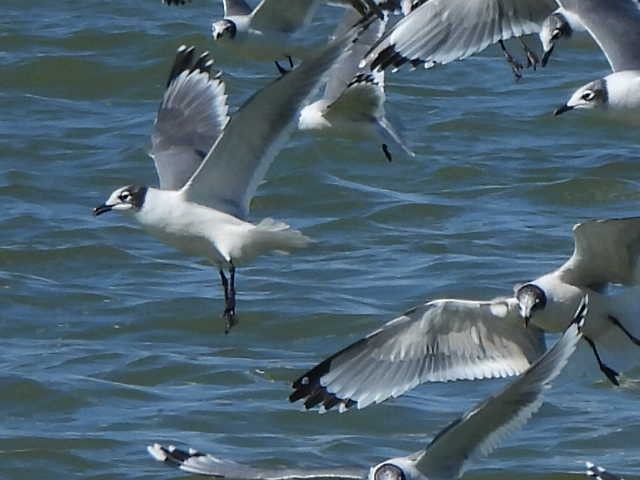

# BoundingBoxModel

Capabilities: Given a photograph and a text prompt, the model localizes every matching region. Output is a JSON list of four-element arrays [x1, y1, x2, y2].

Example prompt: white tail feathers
[[252, 218, 312, 254]]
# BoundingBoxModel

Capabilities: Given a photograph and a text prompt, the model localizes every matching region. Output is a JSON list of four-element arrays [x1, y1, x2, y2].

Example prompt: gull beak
[[553, 103, 573, 116], [541, 44, 555, 68], [93, 203, 113, 216], [518, 302, 533, 328]]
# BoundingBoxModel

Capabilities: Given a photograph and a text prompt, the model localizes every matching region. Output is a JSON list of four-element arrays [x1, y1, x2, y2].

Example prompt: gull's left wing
[[586, 462, 625, 480], [148, 444, 365, 480], [151, 46, 229, 191], [181, 25, 360, 219]]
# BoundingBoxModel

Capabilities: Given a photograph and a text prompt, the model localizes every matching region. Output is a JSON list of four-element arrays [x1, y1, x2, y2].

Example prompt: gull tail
[[251, 218, 312, 255]]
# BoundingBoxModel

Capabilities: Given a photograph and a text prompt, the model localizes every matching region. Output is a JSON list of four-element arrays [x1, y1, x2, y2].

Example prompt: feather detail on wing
[[362, 0, 557, 71], [151, 46, 229, 191], [148, 443, 364, 480], [290, 298, 547, 412], [182, 26, 360, 219]]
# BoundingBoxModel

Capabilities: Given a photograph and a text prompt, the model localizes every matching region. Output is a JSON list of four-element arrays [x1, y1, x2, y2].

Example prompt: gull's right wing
[[290, 297, 546, 412]]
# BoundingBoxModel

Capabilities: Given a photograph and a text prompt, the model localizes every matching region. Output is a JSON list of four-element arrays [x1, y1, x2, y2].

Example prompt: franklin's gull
[[553, 0, 640, 115], [164, 0, 382, 63], [290, 217, 640, 411], [586, 462, 624, 480], [148, 300, 585, 478], [94, 34, 356, 332], [298, 8, 414, 161], [361, 0, 584, 78]]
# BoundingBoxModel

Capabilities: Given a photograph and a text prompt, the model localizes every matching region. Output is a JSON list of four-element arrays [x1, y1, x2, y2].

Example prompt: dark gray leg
[[583, 335, 620, 386], [219, 267, 237, 333], [519, 38, 539, 70], [498, 39, 523, 80], [381, 144, 392, 162], [609, 315, 640, 345]]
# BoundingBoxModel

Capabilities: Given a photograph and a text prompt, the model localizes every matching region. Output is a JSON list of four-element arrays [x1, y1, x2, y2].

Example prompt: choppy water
[[2, 1, 640, 479]]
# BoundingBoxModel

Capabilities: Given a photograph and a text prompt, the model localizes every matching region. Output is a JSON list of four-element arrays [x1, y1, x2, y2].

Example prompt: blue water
[[1, 1, 639, 479]]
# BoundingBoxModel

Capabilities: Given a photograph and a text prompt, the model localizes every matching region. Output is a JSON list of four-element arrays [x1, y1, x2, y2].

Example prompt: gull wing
[[251, 0, 319, 33], [290, 298, 547, 412], [323, 9, 387, 104], [411, 302, 585, 480], [224, 0, 253, 17], [556, 0, 640, 71], [151, 46, 229, 191], [181, 28, 358, 219], [362, 0, 557, 71], [556, 217, 640, 290], [148, 444, 365, 480]]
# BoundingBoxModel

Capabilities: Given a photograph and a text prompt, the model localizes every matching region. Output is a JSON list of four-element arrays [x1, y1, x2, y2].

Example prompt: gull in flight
[[290, 217, 640, 412], [94, 33, 356, 332], [148, 299, 585, 479], [163, 0, 383, 64], [553, 0, 640, 115], [586, 462, 625, 480], [361, 0, 586, 79], [298, 8, 414, 162]]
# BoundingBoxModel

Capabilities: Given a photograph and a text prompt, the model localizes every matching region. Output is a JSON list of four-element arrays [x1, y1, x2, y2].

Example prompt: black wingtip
[[166, 46, 218, 87]]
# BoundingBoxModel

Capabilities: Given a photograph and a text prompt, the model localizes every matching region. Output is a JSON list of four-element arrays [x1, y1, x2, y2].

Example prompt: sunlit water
[[2, 1, 640, 479]]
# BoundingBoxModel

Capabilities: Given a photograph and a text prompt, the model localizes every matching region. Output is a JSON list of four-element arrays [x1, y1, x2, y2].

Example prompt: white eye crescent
[[581, 90, 596, 101]]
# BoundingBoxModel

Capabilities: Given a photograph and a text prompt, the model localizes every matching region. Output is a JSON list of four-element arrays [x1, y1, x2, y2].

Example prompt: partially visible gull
[[163, 0, 384, 63], [290, 217, 640, 412], [298, 8, 414, 162], [361, 0, 586, 78], [148, 300, 585, 479], [553, 0, 640, 115], [94, 32, 356, 332], [586, 462, 625, 480]]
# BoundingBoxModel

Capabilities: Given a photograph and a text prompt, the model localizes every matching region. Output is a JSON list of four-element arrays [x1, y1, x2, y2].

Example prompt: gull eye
[[581, 90, 596, 101], [374, 464, 406, 480], [119, 191, 132, 202], [551, 28, 561, 40]]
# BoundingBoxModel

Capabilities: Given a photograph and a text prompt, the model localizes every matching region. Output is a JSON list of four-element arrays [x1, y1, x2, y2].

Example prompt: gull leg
[[609, 315, 640, 345], [519, 38, 539, 70], [274, 56, 294, 76], [288, 55, 294, 69], [583, 335, 620, 386], [498, 39, 523, 80], [381, 144, 392, 162], [222, 264, 237, 334]]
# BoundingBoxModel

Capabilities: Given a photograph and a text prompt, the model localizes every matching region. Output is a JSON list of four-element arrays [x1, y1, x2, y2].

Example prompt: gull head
[[93, 185, 148, 216], [515, 283, 547, 327], [212, 19, 237, 41], [554, 78, 607, 116], [539, 12, 572, 67], [368, 458, 422, 480]]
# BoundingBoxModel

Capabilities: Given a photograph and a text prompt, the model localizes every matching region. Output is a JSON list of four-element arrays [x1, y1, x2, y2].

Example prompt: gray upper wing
[[251, 0, 319, 33], [181, 28, 358, 219], [148, 444, 365, 480], [290, 298, 547, 412], [151, 46, 229, 191], [413, 306, 584, 480], [556, 217, 640, 289], [224, 0, 253, 16], [362, 0, 557, 71], [556, 0, 640, 71]]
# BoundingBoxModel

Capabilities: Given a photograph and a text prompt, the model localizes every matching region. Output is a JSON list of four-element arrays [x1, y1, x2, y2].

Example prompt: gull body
[[148, 305, 585, 480], [298, 8, 414, 161], [290, 217, 640, 412], [554, 0, 640, 115], [95, 35, 355, 332], [586, 462, 625, 480]]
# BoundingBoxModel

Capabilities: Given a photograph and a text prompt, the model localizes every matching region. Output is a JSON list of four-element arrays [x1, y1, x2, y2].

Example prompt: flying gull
[[290, 217, 640, 412], [148, 300, 585, 479], [298, 8, 414, 162], [94, 33, 356, 332]]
